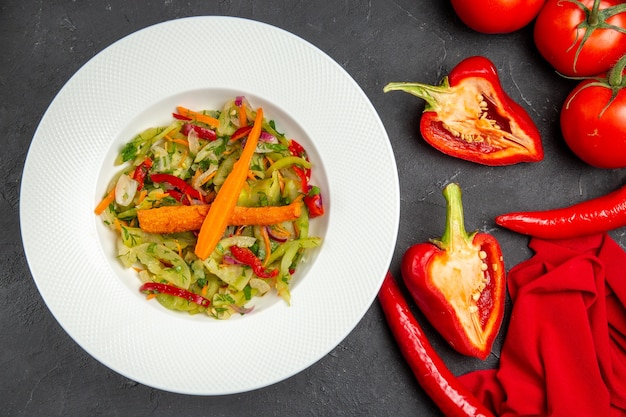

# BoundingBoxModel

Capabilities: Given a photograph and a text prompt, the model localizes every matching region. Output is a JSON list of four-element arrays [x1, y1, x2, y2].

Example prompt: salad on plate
[[95, 96, 324, 319]]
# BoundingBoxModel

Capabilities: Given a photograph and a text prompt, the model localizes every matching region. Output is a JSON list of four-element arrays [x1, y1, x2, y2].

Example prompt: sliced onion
[[229, 304, 254, 315], [249, 278, 271, 294], [187, 127, 200, 155], [115, 174, 138, 206], [259, 131, 277, 143], [222, 255, 244, 265], [191, 164, 218, 192], [265, 226, 289, 242]]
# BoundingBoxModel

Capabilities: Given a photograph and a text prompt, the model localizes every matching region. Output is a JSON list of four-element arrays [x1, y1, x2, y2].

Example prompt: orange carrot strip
[[164, 134, 189, 147], [176, 106, 220, 128], [136, 189, 148, 205], [137, 200, 301, 234], [200, 170, 217, 186], [94, 188, 115, 215], [194, 108, 264, 260]]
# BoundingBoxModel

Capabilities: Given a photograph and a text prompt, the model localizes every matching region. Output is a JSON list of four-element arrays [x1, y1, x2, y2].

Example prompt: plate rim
[[19, 15, 400, 395]]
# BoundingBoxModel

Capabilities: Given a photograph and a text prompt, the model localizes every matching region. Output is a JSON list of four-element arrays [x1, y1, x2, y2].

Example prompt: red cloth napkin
[[459, 233, 626, 417]]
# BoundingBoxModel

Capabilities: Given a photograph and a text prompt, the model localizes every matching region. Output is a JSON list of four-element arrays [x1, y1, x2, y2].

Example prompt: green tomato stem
[[589, 0, 601, 26], [608, 54, 626, 88]]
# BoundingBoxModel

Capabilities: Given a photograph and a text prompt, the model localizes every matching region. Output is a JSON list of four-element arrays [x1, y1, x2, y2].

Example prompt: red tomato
[[534, 0, 626, 77], [560, 68, 626, 169], [451, 0, 545, 34]]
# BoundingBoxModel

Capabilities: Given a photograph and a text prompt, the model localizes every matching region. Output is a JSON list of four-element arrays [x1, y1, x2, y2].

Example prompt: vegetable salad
[[96, 96, 324, 319]]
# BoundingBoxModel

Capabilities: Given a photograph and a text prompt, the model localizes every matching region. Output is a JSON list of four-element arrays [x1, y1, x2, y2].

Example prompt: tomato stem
[[588, 0, 601, 26], [562, 0, 626, 73], [608, 54, 626, 88]]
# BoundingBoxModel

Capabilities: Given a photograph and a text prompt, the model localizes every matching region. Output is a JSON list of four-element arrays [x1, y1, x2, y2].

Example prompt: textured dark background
[[2, 1, 625, 416]]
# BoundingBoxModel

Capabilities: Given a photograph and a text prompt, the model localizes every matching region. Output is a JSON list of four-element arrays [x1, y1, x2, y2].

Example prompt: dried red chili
[[401, 183, 506, 359], [384, 56, 543, 166], [496, 183, 626, 239], [230, 245, 278, 278], [379, 271, 495, 417], [139, 282, 211, 308]]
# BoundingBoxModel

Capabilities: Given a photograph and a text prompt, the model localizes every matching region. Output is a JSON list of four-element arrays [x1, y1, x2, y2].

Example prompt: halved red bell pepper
[[384, 56, 543, 166], [401, 183, 506, 359]]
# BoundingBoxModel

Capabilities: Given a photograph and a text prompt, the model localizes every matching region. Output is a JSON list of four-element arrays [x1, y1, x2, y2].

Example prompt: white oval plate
[[20, 16, 399, 395]]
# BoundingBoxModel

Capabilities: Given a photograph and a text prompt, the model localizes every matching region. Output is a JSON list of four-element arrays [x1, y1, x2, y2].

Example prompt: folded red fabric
[[458, 233, 626, 417]]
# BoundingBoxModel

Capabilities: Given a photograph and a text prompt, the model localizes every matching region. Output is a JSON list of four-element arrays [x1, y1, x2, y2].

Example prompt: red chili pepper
[[379, 272, 495, 417], [131, 158, 153, 190], [384, 56, 543, 166], [231, 125, 253, 141], [230, 245, 278, 278], [139, 282, 211, 307], [150, 173, 202, 201], [401, 183, 506, 359], [303, 186, 324, 218], [496, 183, 626, 239], [181, 123, 217, 141]]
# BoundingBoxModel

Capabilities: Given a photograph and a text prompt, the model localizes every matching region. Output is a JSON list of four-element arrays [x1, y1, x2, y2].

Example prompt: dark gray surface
[[2, 1, 625, 416]]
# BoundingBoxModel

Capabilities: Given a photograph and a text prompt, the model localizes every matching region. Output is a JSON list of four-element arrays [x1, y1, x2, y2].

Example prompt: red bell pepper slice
[[231, 125, 253, 141], [172, 113, 192, 121], [139, 282, 211, 307], [289, 140, 311, 178], [384, 56, 543, 166], [131, 158, 153, 191], [303, 186, 324, 218], [162, 189, 190, 205], [292, 166, 309, 193], [288, 139, 307, 159], [401, 183, 506, 359], [150, 173, 202, 201], [181, 123, 217, 141], [230, 245, 278, 278]]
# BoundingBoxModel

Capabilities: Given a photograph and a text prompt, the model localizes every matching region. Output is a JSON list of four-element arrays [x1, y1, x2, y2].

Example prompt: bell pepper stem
[[383, 78, 452, 112], [433, 183, 476, 251]]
